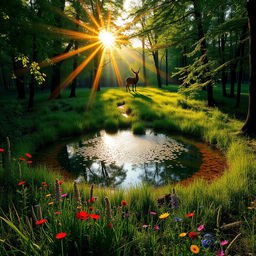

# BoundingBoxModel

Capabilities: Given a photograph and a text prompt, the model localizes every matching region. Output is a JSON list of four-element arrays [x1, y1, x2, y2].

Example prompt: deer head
[[131, 68, 140, 75]]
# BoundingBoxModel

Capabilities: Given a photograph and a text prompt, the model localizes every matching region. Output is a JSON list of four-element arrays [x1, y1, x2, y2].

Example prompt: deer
[[126, 68, 140, 92]]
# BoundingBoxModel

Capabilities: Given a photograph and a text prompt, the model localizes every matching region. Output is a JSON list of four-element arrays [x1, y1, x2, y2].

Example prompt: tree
[[241, 0, 256, 135]]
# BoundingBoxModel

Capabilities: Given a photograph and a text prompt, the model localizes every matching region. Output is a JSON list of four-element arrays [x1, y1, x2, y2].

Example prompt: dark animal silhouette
[[126, 68, 139, 92]]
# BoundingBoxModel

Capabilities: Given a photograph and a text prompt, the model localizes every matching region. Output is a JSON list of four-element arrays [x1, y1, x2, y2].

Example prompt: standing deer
[[126, 68, 140, 92]]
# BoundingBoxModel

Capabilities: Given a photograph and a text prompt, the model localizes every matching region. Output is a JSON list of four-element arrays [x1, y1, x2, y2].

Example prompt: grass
[[0, 86, 256, 255]]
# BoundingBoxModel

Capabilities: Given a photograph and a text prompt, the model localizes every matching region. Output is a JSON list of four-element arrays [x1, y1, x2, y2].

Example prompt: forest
[[0, 0, 256, 255]]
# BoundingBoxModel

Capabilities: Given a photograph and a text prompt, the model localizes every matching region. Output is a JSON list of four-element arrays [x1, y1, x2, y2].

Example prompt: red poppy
[[88, 197, 95, 202], [43, 184, 48, 187], [19, 158, 25, 161], [186, 212, 195, 217], [90, 214, 100, 219], [54, 212, 61, 215], [0, 149, 5, 152], [121, 201, 128, 206], [89, 206, 93, 210], [76, 211, 89, 220], [58, 181, 64, 184], [25, 153, 32, 158], [27, 161, 33, 164], [18, 181, 26, 186], [107, 223, 113, 228], [55, 233, 67, 239], [36, 219, 47, 225], [188, 232, 199, 239]]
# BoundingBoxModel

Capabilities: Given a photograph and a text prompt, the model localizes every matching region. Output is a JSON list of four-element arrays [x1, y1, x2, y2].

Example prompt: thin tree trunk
[[192, 0, 214, 106], [12, 56, 26, 99], [70, 41, 78, 98], [142, 38, 147, 87], [242, 0, 256, 135], [220, 35, 227, 96], [165, 48, 168, 86], [153, 51, 162, 88]]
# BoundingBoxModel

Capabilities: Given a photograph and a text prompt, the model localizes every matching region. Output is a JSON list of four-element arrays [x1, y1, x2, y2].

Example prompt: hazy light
[[99, 30, 115, 48]]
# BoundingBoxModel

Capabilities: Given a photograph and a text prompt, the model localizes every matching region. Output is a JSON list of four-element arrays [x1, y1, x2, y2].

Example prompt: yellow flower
[[251, 201, 256, 205], [179, 233, 187, 237], [76, 206, 82, 209], [45, 194, 51, 197], [247, 206, 254, 210], [190, 245, 200, 254], [48, 202, 54, 205], [159, 213, 170, 219]]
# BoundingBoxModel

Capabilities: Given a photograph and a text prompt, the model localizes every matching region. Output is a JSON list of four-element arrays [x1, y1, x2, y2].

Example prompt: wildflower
[[142, 225, 148, 228], [18, 181, 26, 186], [42, 182, 46, 184], [153, 225, 160, 230], [121, 201, 128, 206], [36, 219, 47, 225], [220, 240, 228, 246], [201, 234, 215, 248], [179, 233, 187, 237], [124, 213, 130, 217], [43, 184, 48, 187], [88, 197, 95, 202], [197, 225, 205, 231], [77, 206, 82, 209], [149, 211, 157, 215], [89, 206, 94, 210], [55, 233, 67, 239], [76, 211, 89, 220], [25, 153, 32, 158], [251, 201, 256, 205], [19, 158, 25, 161], [188, 232, 199, 239], [61, 193, 68, 198], [186, 212, 195, 217], [0, 149, 5, 152], [107, 223, 113, 228], [27, 161, 32, 164], [247, 206, 254, 210], [159, 213, 170, 219], [216, 250, 225, 256], [58, 181, 64, 184], [190, 245, 200, 254], [45, 194, 51, 197], [90, 214, 100, 219], [54, 212, 61, 215], [174, 217, 183, 222], [48, 202, 54, 205]]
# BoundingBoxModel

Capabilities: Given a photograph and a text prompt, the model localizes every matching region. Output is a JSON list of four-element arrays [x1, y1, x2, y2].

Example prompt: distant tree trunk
[[192, 0, 214, 107], [220, 34, 227, 96], [142, 37, 148, 87], [152, 50, 162, 88], [28, 36, 37, 110], [241, 0, 256, 135], [12, 56, 25, 99], [230, 24, 248, 98], [165, 48, 168, 86], [70, 41, 78, 98], [0, 65, 7, 90]]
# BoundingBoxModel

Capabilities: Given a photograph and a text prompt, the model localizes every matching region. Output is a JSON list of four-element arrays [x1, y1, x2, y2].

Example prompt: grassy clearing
[[0, 87, 256, 255]]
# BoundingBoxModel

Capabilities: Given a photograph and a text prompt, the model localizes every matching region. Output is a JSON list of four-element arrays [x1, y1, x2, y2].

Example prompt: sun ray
[[107, 10, 112, 31], [80, 2, 101, 29], [50, 45, 102, 99], [110, 48, 123, 87], [49, 4, 99, 35], [96, 3, 105, 28], [45, 25, 98, 40], [40, 41, 100, 68]]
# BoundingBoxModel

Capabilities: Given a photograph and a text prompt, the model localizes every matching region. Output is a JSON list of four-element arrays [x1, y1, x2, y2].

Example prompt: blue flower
[[201, 234, 215, 248], [174, 217, 183, 222]]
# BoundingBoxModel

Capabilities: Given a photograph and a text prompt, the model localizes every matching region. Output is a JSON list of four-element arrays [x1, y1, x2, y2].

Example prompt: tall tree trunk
[[241, 0, 256, 135], [12, 56, 25, 99], [142, 37, 148, 87], [153, 51, 162, 88], [192, 0, 214, 106], [70, 41, 78, 98], [165, 48, 168, 86], [220, 34, 227, 96]]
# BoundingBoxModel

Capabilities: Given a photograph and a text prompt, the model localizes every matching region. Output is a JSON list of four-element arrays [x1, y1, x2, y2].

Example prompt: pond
[[36, 129, 226, 188]]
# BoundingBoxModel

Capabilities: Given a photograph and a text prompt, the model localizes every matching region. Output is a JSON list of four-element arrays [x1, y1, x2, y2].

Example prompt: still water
[[37, 129, 209, 188]]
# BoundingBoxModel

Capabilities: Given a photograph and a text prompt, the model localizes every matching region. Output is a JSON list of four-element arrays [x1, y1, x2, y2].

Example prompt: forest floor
[[0, 85, 255, 256]]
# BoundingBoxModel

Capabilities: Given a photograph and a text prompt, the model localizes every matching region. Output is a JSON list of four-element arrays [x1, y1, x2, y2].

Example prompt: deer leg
[[135, 83, 137, 91]]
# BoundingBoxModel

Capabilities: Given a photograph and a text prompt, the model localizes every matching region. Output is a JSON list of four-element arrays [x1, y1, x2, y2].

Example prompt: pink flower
[[220, 240, 228, 246], [149, 212, 157, 215], [0, 149, 5, 152], [25, 153, 32, 158], [54, 212, 61, 215], [216, 250, 225, 256], [61, 193, 68, 198], [18, 181, 26, 186], [197, 224, 205, 231], [153, 225, 160, 230], [142, 225, 148, 228]]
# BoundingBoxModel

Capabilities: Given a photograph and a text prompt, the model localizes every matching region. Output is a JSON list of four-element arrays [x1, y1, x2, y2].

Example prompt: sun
[[98, 30, 115, 48]]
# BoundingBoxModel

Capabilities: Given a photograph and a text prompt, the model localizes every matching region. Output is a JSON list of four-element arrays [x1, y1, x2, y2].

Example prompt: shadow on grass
[[130, 91, 153, 103]]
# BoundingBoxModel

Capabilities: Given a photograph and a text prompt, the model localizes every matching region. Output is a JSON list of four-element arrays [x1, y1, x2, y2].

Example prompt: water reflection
[[56, 130, 202, 188]]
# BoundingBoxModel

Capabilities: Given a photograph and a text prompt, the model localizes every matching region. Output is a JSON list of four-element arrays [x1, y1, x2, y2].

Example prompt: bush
[[104, 118, 119, 133], [132, 122, 145, 135]]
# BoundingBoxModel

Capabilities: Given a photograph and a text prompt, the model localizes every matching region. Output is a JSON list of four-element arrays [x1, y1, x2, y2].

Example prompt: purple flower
[[124, 213, 130, 217], [61, 193, 68, 198]]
